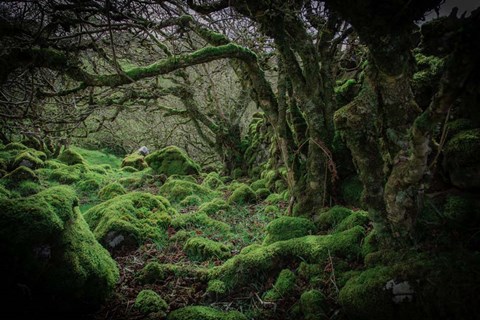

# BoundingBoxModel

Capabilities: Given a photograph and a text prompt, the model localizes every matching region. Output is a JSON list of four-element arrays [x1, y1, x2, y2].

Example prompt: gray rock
[[138, 146, 149, 156]]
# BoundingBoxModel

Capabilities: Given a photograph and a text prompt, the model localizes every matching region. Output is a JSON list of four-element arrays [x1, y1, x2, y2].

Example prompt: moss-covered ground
[[1, 145, 478, 319]]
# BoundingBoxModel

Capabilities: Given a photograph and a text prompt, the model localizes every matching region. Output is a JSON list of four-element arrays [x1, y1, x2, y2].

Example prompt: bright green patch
[[97, 181, 126, 201], [263, 269, 296, 301], [145, 146, 200, 176], [134, 289, 168, 316], [184, 237, 231, 261], [227, 184, 256, 205], [263, 216, 316, 245], [121, 152, 147, 171], [159, 179, 218, 205], [167, 306, 247, 320], [57, 148, 85, 165]]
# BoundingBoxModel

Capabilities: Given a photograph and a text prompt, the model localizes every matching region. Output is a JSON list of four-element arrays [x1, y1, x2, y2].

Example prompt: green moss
[[121, 165, 139, 172], [84, 192, 172, 249], [334, 211, 370, 232], [207, 279, 227, 295], [138, 261, 171, 284], [146, 146, 200, 176], [263, 216, 316, 245], [263, 269, 296, 301], [0, 184, 11, 198], [315, 206, 353, 231], [97, 181, 126, 201], [57, 148, 85, 165], [210, 226, 365, 291], [159, 179, 218, 205], [227, 184, 256, 205], [171, 212, 231, 234], [300, 289, 327, 320], [45, 159, 65, 169], [15, 180, 43, 196], [264, 205, 280, 215], [48, 166, 81, 184], [134, 289, 168, 315], [255, 188, 270, 200], [443, 194, 475, 224], [184, 237, 231, 261], [198, 198, 230, 216], [340, 175, 364, 207], [170, 229, 194, 243], [167, 306, 247, 320], [76, 178, 101, 193], [0, 186, 119, 306], [265, 193, 283, 204], [2, 166, 38, 186], [202, 172, 224, 189], [250, 178, 267, 191], [240, 243, 262, 254], [121, 152, 147, 171], [361, 229, 379, 257], [179, 195, 202, 207], [3, 142, 28, 151], [13, 151, 45, 169]]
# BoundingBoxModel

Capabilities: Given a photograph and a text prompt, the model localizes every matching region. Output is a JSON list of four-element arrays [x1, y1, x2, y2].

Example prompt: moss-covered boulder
[[263, 269, 296, 301], [84, 192, 172, 250], [444, 129, 480, 189], [0, 186, 119, 313], [202, 172, 224, 190], [57, 148, 85, 165], [134, 289, 168, 317], [146, 146, 200, 176], [137, 261, 171, 284], [207, 279, 227, 296], [227, 184, 256, 205], [167, 306, 247, 320], [299, 289, 327, 320], [1, 165, 38, 187], [121, 152, 148, 171], [184, 237, 231, 261], [13, 150, 45, 169], [97, 181, 126, 201], [315, 206, 355, 230], [210, 226, 365, 292], [159, 179, 217, 205], [179, 194, 202, 207], [198, 198, 230, 216], [171, 212, 231, 234], [263, 216, 316, 245]]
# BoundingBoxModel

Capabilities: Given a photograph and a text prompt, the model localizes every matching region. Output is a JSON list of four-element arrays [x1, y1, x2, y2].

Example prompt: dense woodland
[[0, 0, 479, 319]]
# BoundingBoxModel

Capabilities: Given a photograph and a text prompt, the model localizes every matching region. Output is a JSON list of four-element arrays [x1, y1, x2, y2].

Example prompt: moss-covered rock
[[179, 195, 202, 207], [250, 178, 267, 191], [76, 178, 102, 193], [361, 229, 379, 257], [159, 179, 218, 205], [3, 142, 28, 151], [315, 206, 354, 231], [57, 148, 85, 165], [121, 152, 147, 171], [84, 192, 172, 250], [2, 165, 38, 186], [300, 289, 327, 320], [255, 187, 270, 200], [171, 212, 231, 234], [444, 129, 480, 189], [207, 279, 227, 296], [146, 146, 200, 176], [15, 180, 43, 196], [167, 306, 247, 320], [0, 186, 119, 312], [97, 181, 126, 201], [227, 184, 256, 205], [138, 261, 171, 284], [134, 289, 168, 316], [210, 226, 365, 291], [13, 151, 45, 169], [263, 269, 296, 301], [202, 172, 224, 190], [263, 216, 316, 245], [198, 198, 230, 216], [184, 237, 231, 261], [334, 210, 370, 232]]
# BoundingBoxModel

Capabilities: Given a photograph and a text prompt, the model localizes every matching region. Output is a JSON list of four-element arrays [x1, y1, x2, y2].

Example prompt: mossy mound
[[210, 226, 365, 292], [46, 163, 90, 184], [184, 237, 231, 261], [145, 146, 200, 176], [179, 195, 202, 207], [263, 269, 296, 301], [77, 178, 102, 193], [334, 210, 369, 232], [121, 152, 147, 171], [137, 261, 172, 284], [159, 179, 218, 205], [263, 216, 316, 245], [202, 172, 224, 190], [57, 148, 85, 165], [250, 178, 267, 191], [444, 129, 480, 189], [134, 289, 168, 316], [299, 289, 327, 320], [3, 142, 28, 151], [84, 192, 172, 250], [171, 212, 231, 234], [198, 198, 230, 216], [227, 184, 256, 205], [98, 181, 127, 201], [207, 279, 227, 295], [167, 306, 247, 320], [13, 150, 45, 169], [316, 206, 363, 231], [1, 165, 38, 187], [0, 186, 119, 313], [15, 180, 44, 196]]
